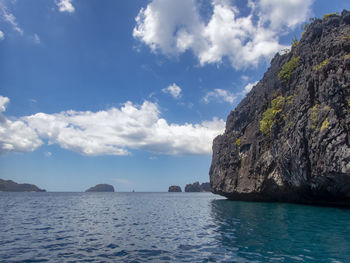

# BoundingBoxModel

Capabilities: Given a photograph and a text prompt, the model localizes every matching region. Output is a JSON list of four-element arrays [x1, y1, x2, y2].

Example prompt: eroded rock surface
[[210, 11, 350, 206]]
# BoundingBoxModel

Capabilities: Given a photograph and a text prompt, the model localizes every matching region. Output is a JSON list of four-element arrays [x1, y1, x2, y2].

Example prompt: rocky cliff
[[185, 182, 211, 192], [85, 184, 115, 192], [0, 179, 46, 192], [168, 185, 182, 192], [210, 11, 350, 206]]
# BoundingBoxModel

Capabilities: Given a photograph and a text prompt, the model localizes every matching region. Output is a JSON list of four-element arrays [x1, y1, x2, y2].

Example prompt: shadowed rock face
[[168, 185, 182, 192], [0, 179, 46, 192], [210, 10, 350, 206], [85, 184, 115, 192], [185, 182, 211, 192], [200, 182, 211, 192]]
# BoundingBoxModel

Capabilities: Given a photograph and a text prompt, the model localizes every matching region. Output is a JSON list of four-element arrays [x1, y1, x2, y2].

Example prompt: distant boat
[[132, 189, 135, 192]]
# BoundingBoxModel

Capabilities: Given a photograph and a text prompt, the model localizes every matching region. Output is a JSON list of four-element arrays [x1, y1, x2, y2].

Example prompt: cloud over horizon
[[0, 96, 225, 156], [0, 96, 43, 154], [133, 0, 313, 69]]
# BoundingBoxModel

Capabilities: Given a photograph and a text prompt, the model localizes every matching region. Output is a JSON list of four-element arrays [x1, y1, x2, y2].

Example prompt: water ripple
[[0, 192, 350, 262]]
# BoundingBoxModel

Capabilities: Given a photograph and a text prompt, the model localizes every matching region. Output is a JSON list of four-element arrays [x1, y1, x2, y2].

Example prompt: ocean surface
[[0, 192, 350, 262]]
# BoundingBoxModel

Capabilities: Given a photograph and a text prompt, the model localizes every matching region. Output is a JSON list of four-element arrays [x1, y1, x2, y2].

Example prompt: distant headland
[[185, 182, 211, 192], [0, 179, 46, 192], [85, 184, 115, 192], [168, 182, 211, 192], [168, 185, 182, 192]]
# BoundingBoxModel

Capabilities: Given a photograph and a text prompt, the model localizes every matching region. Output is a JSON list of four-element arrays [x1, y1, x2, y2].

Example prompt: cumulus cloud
[[133, 0, 313, 69], [242, 81, 258, 94], [0, 96, 225, 156], [57, 0, 75, 13], [0, 96, 43, 154], [162, 83, 182, 99], [203, 89, 236, 104], [0, 96, 9, 112], [203, 80, 258, 105], [0, 30, 4, 40], [133, 0, 203, 54], [257, 0, 314, 30]]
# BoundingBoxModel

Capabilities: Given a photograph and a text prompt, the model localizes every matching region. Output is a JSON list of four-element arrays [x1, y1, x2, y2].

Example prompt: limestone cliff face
[[210, 11, 350, 206]]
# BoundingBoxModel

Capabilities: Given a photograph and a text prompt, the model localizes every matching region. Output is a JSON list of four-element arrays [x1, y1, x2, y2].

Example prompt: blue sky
[[0, 0, 349, 192]]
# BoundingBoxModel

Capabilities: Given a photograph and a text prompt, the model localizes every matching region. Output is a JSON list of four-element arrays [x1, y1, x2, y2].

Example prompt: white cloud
[[45, 151, 52, 157], [0, 30, 4, 40], [202, 81, 259, 105], [0, 96, 225, 156], [241, 75, 249, 82], [133, 0, 203, 55], [133, 0, 313, 69], [0, 96, 9, 112], [162, 83, 182, 99], [0, 3, 24, 35], [203, 89, 236, 104], [57, 0, 75, 13], [0, 96, 43, 154], [33, 33, 40, 44], [258, 0, 314, 30], [242, 81, 258, 94]]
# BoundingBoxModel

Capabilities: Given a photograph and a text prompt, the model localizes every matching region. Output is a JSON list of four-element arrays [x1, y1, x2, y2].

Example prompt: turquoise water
[[0, 192, 349, 262]]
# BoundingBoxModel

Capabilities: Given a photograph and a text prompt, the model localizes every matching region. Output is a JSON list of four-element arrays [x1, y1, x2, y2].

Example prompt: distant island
[[0, 179, 46, 192], [185, 182, 211, 192], [168, 185, 182, 192], [85, 184, 115, 192]]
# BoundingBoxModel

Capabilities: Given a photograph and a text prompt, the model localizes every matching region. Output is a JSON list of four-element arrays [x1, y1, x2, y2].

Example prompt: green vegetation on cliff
[[260, 96, 285, 135], [278, 57, 300, 82], [235, 138, 241, 147], [313, 59, 328, 71]]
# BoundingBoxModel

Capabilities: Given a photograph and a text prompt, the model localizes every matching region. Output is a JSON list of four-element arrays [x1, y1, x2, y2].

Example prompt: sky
[[0, 0, 349, 192]]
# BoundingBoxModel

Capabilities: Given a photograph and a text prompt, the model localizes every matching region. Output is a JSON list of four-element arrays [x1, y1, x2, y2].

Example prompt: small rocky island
[[210, 11, 350, 206], [85, 184, 115, 192], [0, 179, 46, 192], [185, 182, 211, 192], [168, 185, 182, 192]]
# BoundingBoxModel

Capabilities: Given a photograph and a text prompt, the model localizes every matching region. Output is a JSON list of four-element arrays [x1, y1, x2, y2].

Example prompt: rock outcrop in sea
[[185, 182, 211, 192], [0, 179, 46, 192], [168, 185, 182, 192], [85, 184, 115, 192], [210, 11, 350, 206]]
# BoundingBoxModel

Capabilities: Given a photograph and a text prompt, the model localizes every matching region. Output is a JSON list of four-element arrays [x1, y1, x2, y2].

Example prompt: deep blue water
[[0, 192, 350, 262]]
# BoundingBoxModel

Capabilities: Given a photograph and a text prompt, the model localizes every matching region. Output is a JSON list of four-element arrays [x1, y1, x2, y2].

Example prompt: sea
[[0, 192, 350, 262]]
